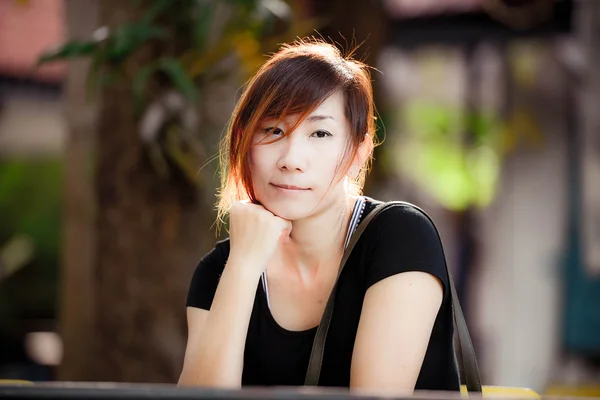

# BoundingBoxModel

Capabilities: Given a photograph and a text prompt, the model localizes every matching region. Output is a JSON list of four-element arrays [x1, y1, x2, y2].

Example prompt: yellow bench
[[461, 385, 540, 398], [545, 385, 600, 398], [0, 379, 34, 386]]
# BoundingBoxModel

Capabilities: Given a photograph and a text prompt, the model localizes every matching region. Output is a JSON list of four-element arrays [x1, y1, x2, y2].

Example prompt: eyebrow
[[306, 114, 334, 122]]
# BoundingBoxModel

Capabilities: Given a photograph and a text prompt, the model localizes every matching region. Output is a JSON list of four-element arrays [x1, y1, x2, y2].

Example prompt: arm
[[178, 259, 261, 388], [179, 307, 209, 381], [350, 204, 449, 394], [178, 261, 260, 388], [178, 201, 291, 387], [350, 271, 443, 394]]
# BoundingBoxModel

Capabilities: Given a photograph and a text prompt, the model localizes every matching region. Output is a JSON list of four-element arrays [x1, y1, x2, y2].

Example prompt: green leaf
[[142, 0, 172, 23], [232, 0, 260, 15], [157, 58, 198, 102], [399, 100, 504, 210], [107, 22, 167, 62], [132, 57, 197, 115], [133, 61, 160, 115], [465, 112, 499, 144], [193, 0, 213, 50], [37, 41, 97, 64]]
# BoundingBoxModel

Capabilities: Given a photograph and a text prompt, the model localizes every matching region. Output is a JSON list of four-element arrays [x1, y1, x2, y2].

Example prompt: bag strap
[[304, 201, 482, 393], [304, 200, 388, 386]]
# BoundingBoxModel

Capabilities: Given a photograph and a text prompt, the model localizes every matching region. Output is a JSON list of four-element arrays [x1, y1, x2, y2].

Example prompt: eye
[[265, 127, 284, 136], [311, 130, 332, 138]]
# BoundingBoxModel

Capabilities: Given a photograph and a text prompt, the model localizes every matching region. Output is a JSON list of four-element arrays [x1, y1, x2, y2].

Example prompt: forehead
[[267, 90, 347, 126], [312, 91, 345, 118]]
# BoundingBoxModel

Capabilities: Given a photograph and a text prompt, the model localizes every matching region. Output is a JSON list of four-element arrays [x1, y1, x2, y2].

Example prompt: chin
[[258, 197, 316, 221]]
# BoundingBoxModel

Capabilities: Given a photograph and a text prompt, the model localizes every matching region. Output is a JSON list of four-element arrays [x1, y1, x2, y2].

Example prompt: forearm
[[178, 259, 261, 387]]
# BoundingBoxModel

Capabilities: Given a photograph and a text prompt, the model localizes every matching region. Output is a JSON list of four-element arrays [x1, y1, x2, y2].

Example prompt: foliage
[[398, 98, 543, 210], [0, 159, 62, 331], [38, 0, 318, 185]]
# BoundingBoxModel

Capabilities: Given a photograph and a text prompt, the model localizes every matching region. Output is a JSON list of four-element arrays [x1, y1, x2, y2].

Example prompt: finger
[[280, 228, 291, 244], [280, 218, 292, 243], [279, 219, 293, 240], [283, 219, 292, 233], [273, 215, 291, 228]]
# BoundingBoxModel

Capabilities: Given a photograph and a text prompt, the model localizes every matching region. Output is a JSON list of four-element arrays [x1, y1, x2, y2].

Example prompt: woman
[[178, 39, 460, 393]]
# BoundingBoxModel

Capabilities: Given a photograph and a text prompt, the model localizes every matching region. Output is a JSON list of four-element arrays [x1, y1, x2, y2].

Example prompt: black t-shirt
[[186, 198, 460, 391]]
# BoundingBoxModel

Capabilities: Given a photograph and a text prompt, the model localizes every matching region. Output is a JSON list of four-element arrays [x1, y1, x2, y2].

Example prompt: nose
[[276, 135, 307, 173]]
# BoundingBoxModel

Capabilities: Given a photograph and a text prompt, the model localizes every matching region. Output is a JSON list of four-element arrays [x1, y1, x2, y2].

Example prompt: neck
[[277, 194, 359, 278]]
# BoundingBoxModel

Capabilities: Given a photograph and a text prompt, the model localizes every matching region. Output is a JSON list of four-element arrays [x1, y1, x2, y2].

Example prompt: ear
[[349, 133, 373, 178]]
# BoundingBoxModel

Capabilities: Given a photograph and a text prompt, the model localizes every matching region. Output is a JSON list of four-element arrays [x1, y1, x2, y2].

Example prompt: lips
[[271, 183, 310, 190]]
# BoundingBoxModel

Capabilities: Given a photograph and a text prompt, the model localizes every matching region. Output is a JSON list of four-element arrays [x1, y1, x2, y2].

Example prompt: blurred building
[[0, 0, 66, 381], [376, 0, 600, 392], [0, 0, 66, 157]]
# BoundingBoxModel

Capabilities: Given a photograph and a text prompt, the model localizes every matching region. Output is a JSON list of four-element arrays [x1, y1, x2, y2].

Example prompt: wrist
[[225, 254, 266, 279]]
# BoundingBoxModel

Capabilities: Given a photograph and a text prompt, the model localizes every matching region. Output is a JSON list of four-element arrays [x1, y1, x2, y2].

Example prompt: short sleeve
[[363, 204, 449, 297], [186, 239, 230, 310]]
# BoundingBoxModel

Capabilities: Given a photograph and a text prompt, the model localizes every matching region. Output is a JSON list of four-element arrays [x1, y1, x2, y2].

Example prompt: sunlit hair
[[217, 38, 378, 228]]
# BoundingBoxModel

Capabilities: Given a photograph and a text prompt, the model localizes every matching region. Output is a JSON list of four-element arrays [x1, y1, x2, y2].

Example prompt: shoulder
[[195, 237, 231, 273], [186, 238, 231, 309], [362, 199, 440, 243], [209, 238, 231, 262], [359, 198, 449, 294]]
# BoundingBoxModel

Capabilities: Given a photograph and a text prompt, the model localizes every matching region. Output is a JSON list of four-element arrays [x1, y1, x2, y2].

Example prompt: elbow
[[177, 369, 198, 387], [177, 367, 198, 387], [177, 365, 241, 389], [350, 380, 415, 397]]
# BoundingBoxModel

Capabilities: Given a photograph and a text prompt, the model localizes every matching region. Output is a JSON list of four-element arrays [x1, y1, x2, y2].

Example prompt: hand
[[228, 201, 291, 275]]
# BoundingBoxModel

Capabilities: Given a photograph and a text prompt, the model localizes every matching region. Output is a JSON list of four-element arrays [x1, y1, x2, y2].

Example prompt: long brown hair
[[217, 38, 377, 226]]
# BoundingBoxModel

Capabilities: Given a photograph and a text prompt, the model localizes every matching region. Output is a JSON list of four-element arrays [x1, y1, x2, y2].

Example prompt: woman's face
[[249, 90, 354, 221]]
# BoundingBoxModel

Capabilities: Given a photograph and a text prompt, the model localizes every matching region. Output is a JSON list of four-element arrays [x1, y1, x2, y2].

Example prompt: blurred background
[[0, 0, 599, 395]]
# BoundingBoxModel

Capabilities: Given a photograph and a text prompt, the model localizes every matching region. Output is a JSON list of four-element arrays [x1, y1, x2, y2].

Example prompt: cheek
[[249, 146, 271, 180], [319, 157, 341, 180], [316, 144, 346, 177], [308, 157, 344, 195]]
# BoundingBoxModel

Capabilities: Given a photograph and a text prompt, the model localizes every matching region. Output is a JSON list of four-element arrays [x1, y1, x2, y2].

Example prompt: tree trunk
[[58, 0, 99, 382], [90, 0, 213, 383], [60, 0, 218, 383]]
